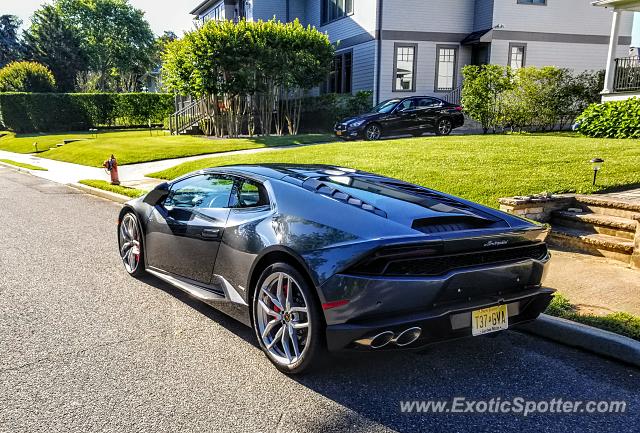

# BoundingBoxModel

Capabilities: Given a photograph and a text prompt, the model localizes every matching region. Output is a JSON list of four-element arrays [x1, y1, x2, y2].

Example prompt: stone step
[[551, 211, 637, 240], [575, 194, 640, 220], [548, 225, 634, 264]]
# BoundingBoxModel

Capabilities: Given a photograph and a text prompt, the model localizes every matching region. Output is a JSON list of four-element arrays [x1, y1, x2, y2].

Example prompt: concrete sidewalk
[[545, 249, 640, 316], [0, 142, 314, 190]]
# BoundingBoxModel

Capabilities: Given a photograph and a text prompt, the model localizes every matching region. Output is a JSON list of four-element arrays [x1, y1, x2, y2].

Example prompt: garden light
[[590, 158, 604, 186]]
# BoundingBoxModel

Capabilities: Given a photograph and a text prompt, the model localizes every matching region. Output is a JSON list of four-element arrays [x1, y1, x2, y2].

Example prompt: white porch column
[[603, 10, 622, 94]]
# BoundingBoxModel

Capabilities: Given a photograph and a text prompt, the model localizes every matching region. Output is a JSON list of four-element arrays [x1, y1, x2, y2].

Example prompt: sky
[[2, 0, 198, 36]]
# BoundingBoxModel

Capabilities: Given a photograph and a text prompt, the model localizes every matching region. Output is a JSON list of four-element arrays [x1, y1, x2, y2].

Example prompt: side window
[[396, 98, 417, 112], [417, 97, 442, 108], [230, 179, 270, 209], [164, 174, 235, 209]]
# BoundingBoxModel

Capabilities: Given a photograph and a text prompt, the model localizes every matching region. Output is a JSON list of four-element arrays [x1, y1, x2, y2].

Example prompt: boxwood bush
[[0, 62, 56, 93], [0, 92, 174, 132], [575, 97, 640, 138]]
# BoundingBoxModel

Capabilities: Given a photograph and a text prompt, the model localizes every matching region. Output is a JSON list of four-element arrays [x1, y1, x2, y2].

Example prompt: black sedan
[[335, 96, 465, 140], [118, 164, 553, 374]]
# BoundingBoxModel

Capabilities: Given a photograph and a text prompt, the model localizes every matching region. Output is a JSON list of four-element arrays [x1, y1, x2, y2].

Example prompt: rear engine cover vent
[[412, 216, 500, 234]]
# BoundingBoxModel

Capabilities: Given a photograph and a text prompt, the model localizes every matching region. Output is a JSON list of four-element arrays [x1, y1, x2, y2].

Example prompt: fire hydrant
[[103, 154, 120, 185]]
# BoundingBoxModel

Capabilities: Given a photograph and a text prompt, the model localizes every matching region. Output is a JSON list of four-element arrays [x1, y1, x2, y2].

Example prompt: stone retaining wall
[[498, 194, 576, 223]]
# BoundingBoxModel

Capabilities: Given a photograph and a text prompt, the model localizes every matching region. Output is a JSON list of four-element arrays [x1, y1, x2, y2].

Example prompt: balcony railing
[[614, 56, 640, 92]]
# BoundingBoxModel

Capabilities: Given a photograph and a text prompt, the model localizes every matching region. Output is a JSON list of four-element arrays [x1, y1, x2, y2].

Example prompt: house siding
[[252, 0, 287, 21], [382, 0, 474, 34], [492, 0, 631, 36], [490, 39, 631, 71], [350, 40, 377, 93], [474, 0, 494, 31]]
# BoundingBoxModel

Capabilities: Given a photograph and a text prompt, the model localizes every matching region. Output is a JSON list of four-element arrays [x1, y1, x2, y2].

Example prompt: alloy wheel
[[119, 213, 141, 274], [256, 272, 311, 367], [366, 124, 381, 140], [438, 119, 452, 135]]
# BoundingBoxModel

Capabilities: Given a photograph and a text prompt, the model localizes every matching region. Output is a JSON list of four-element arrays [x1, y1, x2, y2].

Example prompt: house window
[[509, 43, 526, 69], [204, 2, 225, 21], [321, 0, 354, 25], [517, 0, 546, 4], [326, 51, 352, 94], [393, 44, 417, 92], [435, 45, 458, 92]]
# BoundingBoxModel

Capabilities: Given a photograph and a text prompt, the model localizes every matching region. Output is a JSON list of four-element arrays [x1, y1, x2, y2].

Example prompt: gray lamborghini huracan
[[117, 164, 553, 374]]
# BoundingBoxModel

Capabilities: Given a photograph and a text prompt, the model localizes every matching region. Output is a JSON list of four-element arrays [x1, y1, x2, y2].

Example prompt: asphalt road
[[0, 166, 638, 433]]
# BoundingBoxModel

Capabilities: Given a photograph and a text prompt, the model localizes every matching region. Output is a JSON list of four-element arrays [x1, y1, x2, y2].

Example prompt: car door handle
[[201, 228, 221, 239]]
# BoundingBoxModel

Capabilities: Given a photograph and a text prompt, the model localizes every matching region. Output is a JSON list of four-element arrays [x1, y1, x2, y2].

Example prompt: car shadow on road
[[137, 274, 257, 347], [137, 274, 639, 433]]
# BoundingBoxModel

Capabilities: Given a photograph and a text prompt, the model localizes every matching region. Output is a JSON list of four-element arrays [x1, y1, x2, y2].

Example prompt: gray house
[[189, 0, 634, 103]]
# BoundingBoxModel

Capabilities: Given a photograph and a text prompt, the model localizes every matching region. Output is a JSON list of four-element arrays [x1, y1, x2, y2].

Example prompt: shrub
[[462, 65, 603, 133], [0, 92, 174, 132], [461, 64, 513, 133], [575, 98, 640, 139], [0, 61, 56, 92]]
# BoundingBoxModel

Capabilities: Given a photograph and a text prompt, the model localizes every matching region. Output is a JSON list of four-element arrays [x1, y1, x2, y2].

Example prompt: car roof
[[204, 164, 370, 181]]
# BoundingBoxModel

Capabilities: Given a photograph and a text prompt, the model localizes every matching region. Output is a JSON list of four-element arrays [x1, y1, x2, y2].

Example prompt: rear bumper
[[319, 254, 551, 351], [325, 287, 554, 351]]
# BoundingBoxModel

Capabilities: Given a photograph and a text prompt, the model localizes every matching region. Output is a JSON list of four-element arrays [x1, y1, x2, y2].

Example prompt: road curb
[[0, 160, 41, 174], [518, 314, 640, 368], [67, 182, 130, 204]]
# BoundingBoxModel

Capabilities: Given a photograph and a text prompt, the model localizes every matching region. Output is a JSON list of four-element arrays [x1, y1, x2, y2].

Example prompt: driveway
[[0, 166, 638, 433]]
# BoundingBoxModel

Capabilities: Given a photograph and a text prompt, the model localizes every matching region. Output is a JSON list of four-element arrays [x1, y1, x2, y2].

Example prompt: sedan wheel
[[118, 212, 145, 277], [365, 124, 382, 141], [436, 118, 453, 136], [253, 263, 325, 374]]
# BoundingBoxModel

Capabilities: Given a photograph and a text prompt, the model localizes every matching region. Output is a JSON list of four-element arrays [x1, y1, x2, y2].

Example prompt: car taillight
[[454, 106, 463, 111]]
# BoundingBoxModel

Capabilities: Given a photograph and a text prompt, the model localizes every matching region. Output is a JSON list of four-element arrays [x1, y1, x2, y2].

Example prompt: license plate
[[336, 131, 343, 136], [471, 304, 508, 336]]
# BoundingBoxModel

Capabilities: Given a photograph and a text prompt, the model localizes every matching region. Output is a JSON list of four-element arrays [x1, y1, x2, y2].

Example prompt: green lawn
[[546, 294, 640, 341], [79, 180, 147, 198], [0, 159, 48, 171], [147, 132, 640, 207], [0, 130, 336, 167]]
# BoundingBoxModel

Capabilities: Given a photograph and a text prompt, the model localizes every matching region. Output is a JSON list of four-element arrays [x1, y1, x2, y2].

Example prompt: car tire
[[118, 211, 146, 278], [364, 123, 382, 141], [252, 262, 326, 374], [435, 118, 453, 136]]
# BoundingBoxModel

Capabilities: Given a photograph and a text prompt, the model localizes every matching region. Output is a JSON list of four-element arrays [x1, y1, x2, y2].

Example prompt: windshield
[[371, 99, 401, 114]]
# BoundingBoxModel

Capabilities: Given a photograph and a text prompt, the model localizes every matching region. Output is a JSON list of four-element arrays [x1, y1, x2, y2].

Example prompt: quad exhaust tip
[[370, 331, 395, 349], [357, 327, 423, 349], [394, 327, 422, 347]]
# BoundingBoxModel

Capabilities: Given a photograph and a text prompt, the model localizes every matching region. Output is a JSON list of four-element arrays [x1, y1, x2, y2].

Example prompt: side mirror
[[143, 182, 170, 206]]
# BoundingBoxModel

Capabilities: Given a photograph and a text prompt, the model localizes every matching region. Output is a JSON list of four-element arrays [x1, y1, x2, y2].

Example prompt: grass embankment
[[0, 130, 336, 167], [79, 179, 147, 198], [546, 294, 640, 341], [0, 159, 48, 171], [147, 133, 640, 207]]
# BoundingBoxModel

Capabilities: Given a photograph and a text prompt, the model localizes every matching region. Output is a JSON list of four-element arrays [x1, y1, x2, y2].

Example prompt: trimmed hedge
[[0, 93, 174, 132], [575, 97, 640, 138]]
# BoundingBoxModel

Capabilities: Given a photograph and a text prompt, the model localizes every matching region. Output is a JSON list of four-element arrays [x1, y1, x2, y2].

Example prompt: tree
[[0, 61, 56, 92], [0, 15, 23, 68], [23, 5, 88, 92], [162, 19, 333, 137], [54, 0, 156, 91], [461, 65, 513, 133]]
